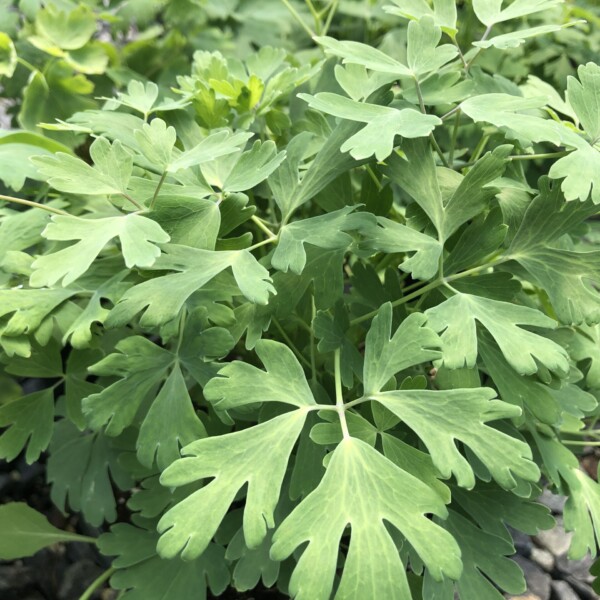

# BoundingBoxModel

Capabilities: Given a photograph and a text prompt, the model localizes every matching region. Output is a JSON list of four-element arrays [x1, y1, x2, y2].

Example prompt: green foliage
[[1, 0, 600, 598]]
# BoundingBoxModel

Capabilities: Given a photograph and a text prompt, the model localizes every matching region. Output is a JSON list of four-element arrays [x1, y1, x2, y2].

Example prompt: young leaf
[[30, 214, 170, 287], [271, 438, 462, 600], [158, 410, 308, 559], [0, 502, 94, 560]]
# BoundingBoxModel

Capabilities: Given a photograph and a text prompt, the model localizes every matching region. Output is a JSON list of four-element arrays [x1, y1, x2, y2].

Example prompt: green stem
[[509, 151, 570, 161], [150, 171, 167, 210], [449, 109, 461, 167], [334, 349, 350, 439], [322, 0, 339, 35], [247, 236, 278, 252], [563, 440, 600, 446], [280, 0, 316, 37], [120, 192, 144, 211], [0, 194, 70, 216], [310, 296, 317, 385], [365, 164, 382, 191], [305, 0, 322, 34], [251, 214, 278, 239], [78, 566, 115, 600], [468, 134, 489, 166], [350, 257, 507, 326], [273, 318, 313, 370]]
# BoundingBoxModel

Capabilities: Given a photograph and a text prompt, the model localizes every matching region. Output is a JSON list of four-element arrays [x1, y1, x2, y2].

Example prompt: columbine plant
[[1, 0, 600, 598]]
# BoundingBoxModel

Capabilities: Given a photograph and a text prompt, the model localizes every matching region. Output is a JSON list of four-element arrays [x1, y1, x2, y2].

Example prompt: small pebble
[[551, 580, 580, 600], [533, 517, 572, 557], [538, 489, 566, 514], [530, 547, 554, 573], [513, 556, 552, 600]]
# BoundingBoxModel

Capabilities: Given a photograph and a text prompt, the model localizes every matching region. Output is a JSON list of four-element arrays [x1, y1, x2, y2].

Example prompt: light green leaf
[[384, 0, 458, 36], [0, 288, 75, 338], [272, 207, 375, 274], [300, 93, 440, 160], [425, 293, 569, 376], [82, 336, 174, 436], [32, 137, 133, 196], [106, 245, 275, 328], [204, 339, 316, 410], [99, 523, 230, 600], [168, 131, 252, 173], [108, 80, 160, 116], [406, 16, 458, 78], [563, 468, 600, 559], [549, 143, 600, 204], [363, 303, 441, 395], [472, 0, 562, 27], [0, 32, 16, 78], [474, 23, 573, 50], [0, 503, 94, 560], [34, 4, 96, 51], [460, 93, 574, 147], [568, 62, 600, 143], [150, 196, 220, 250], [137, 364, 207, 471], [271, 438, 462, 600], [30, 214, 170, 287], [0, 130, 73, 191], [315, 36, 411, 77], [133, 118, 177, 171], [222, 140, 286, 192], [0, 388, 54, 463], [158, 410, 308, 558], [372, 387, 539, 489]]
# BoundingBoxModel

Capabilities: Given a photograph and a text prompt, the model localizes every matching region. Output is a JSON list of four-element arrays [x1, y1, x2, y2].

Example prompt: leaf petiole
[[0, 194, 70, 216]]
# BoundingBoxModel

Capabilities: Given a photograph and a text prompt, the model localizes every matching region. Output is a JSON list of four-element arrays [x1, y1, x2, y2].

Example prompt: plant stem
[[251, 215, 278, 239], [334, 349, 350, 439], [322, 0, 339, 35], [120, 192, 144, 211], [310, 296, 317, 385], [509, 151, 570, 161], [78, 566, 115, 600], [150, 171, 167, 210], [350, 257, 507, 325], [305, 0, 322, 34], [280, 0, 316, 37], [0, 194, 70, 216], [563, 440, 600, 446], [247, 236, 278, 252], [449, 109, 461, 166], [414, 78, 450, 168], [273, 318, 313, 370]]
